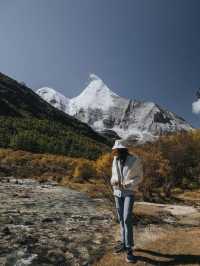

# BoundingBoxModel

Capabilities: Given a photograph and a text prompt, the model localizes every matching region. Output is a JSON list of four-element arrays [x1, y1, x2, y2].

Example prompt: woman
[[110, 139, 143, 263]]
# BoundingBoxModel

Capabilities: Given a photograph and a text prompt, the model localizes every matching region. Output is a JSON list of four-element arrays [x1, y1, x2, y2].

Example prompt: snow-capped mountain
[[36, 74, 193, 143], [36, 87, 70, 112], [69, 74, 124, 114]]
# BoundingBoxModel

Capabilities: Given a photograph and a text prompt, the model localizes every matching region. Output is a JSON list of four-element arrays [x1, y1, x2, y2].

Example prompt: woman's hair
[[112, 148, 128, 157]]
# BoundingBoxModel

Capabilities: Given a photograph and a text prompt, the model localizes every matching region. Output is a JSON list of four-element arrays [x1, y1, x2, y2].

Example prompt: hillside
[[0, 73, 111, 159]]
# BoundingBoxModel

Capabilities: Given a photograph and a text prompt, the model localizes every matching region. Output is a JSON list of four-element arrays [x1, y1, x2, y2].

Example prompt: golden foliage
[[0, 148, 95, 183], [1, 129, 200, 200], [130, 130, 200, 198], [95, 153, 116, 209], [134, 147, 172, 197], [72, 159, 96, 182], [95, 153, 113, 179]]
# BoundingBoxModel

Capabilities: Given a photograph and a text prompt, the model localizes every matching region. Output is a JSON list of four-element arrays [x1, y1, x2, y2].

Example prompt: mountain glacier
[[36, 87, 70, 112], [36, 74, 193, 143]]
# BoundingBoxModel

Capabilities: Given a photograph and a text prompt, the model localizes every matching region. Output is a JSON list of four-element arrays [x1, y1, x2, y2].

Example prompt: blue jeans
[[114, 195, 134, 248]]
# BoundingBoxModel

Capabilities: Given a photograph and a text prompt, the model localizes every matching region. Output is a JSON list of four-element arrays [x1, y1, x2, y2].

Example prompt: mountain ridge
[[36, 74, 193, 143]]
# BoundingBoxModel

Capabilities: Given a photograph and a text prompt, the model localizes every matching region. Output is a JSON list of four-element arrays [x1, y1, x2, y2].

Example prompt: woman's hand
[[123, 183, 129, 189], [111, 180, 119, 186]]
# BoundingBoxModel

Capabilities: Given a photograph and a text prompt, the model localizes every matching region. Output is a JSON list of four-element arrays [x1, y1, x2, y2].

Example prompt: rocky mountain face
[[36, 87, 70, 113], [37, 74, 193, 144]]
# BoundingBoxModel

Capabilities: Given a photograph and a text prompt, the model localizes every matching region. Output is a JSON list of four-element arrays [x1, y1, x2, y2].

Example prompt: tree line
[[0, 116, 110, 160]]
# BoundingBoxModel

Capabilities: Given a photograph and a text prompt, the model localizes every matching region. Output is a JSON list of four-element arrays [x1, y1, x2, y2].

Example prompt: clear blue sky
[[0, 0, 200, 127]]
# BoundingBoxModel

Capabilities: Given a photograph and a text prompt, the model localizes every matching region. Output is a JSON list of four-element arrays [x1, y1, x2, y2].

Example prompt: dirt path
[[94, 201, 200, 266]]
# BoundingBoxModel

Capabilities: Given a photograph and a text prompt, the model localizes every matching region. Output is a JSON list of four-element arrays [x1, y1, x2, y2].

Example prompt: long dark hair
[[112, 148, 129, 158]]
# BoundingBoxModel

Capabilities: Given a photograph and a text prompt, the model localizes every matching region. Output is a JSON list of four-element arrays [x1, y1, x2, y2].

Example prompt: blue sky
[[0, 0, 200, 127]]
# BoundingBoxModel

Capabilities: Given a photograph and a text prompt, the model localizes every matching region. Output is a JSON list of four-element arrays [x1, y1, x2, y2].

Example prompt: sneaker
[[113, 242, 126, 254], [126, 249, 137, 263]]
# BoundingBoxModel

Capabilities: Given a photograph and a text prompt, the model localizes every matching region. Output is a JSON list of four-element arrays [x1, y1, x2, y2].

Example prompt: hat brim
[[112, 146, 128, 150]]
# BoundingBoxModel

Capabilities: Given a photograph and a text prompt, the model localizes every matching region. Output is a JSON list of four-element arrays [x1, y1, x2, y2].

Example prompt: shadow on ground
[[135, 249, 200, 265]]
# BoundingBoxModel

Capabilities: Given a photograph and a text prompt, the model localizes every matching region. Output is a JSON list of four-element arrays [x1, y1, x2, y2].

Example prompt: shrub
[[95, 153, 113, 180], [131, 130, 200, 199], [133, 147, 172, 199], [95, 153, 115, 210], [73, 159, 96, 182]]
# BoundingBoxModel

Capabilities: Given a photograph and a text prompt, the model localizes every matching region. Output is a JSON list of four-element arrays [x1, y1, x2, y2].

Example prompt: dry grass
[[177, 190, 200, 202], [0, 148, 112, 199], [61, 178, 109, 198], [94, 197, 200, 266]]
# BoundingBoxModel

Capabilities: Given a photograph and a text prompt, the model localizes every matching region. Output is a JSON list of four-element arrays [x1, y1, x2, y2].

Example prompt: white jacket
[[110, 154, 143, 191]]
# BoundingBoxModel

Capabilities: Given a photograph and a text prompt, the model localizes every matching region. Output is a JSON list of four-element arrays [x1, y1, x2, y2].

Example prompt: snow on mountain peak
[[83, 73, 119, 97], [69, 73, 120, 114], [36, 75, 193, 144], [36, 87, 70, 112], [89, 73, 101, 81]]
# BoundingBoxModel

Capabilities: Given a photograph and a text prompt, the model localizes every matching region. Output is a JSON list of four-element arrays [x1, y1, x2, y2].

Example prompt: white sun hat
[[112, 139, 128, 150]]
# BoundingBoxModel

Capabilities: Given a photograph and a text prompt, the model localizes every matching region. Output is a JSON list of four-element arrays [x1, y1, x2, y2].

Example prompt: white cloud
[[192, 99, 200, 114]]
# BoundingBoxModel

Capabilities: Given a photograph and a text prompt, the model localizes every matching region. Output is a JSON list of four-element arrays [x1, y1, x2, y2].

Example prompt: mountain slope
[[36, 74, 193, 143], [0, 72, 111, 159], [36, 87, 70, 112]]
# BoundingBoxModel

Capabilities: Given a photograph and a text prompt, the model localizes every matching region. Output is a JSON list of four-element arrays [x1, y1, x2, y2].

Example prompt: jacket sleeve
[[110, 157, 118, 186], [124, 156, 143, 187]]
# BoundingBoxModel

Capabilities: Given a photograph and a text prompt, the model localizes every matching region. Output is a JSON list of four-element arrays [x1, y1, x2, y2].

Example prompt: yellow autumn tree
[[73, 159, 96, 182], [95, 153, 113, 179], [133, 147, 172, 199], [95, 152, 115, 207]]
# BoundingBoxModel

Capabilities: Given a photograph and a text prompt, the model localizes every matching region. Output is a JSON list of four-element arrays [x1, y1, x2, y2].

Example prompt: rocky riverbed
[[2, 176, 200, 266], [0, 177, 114, 266]]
